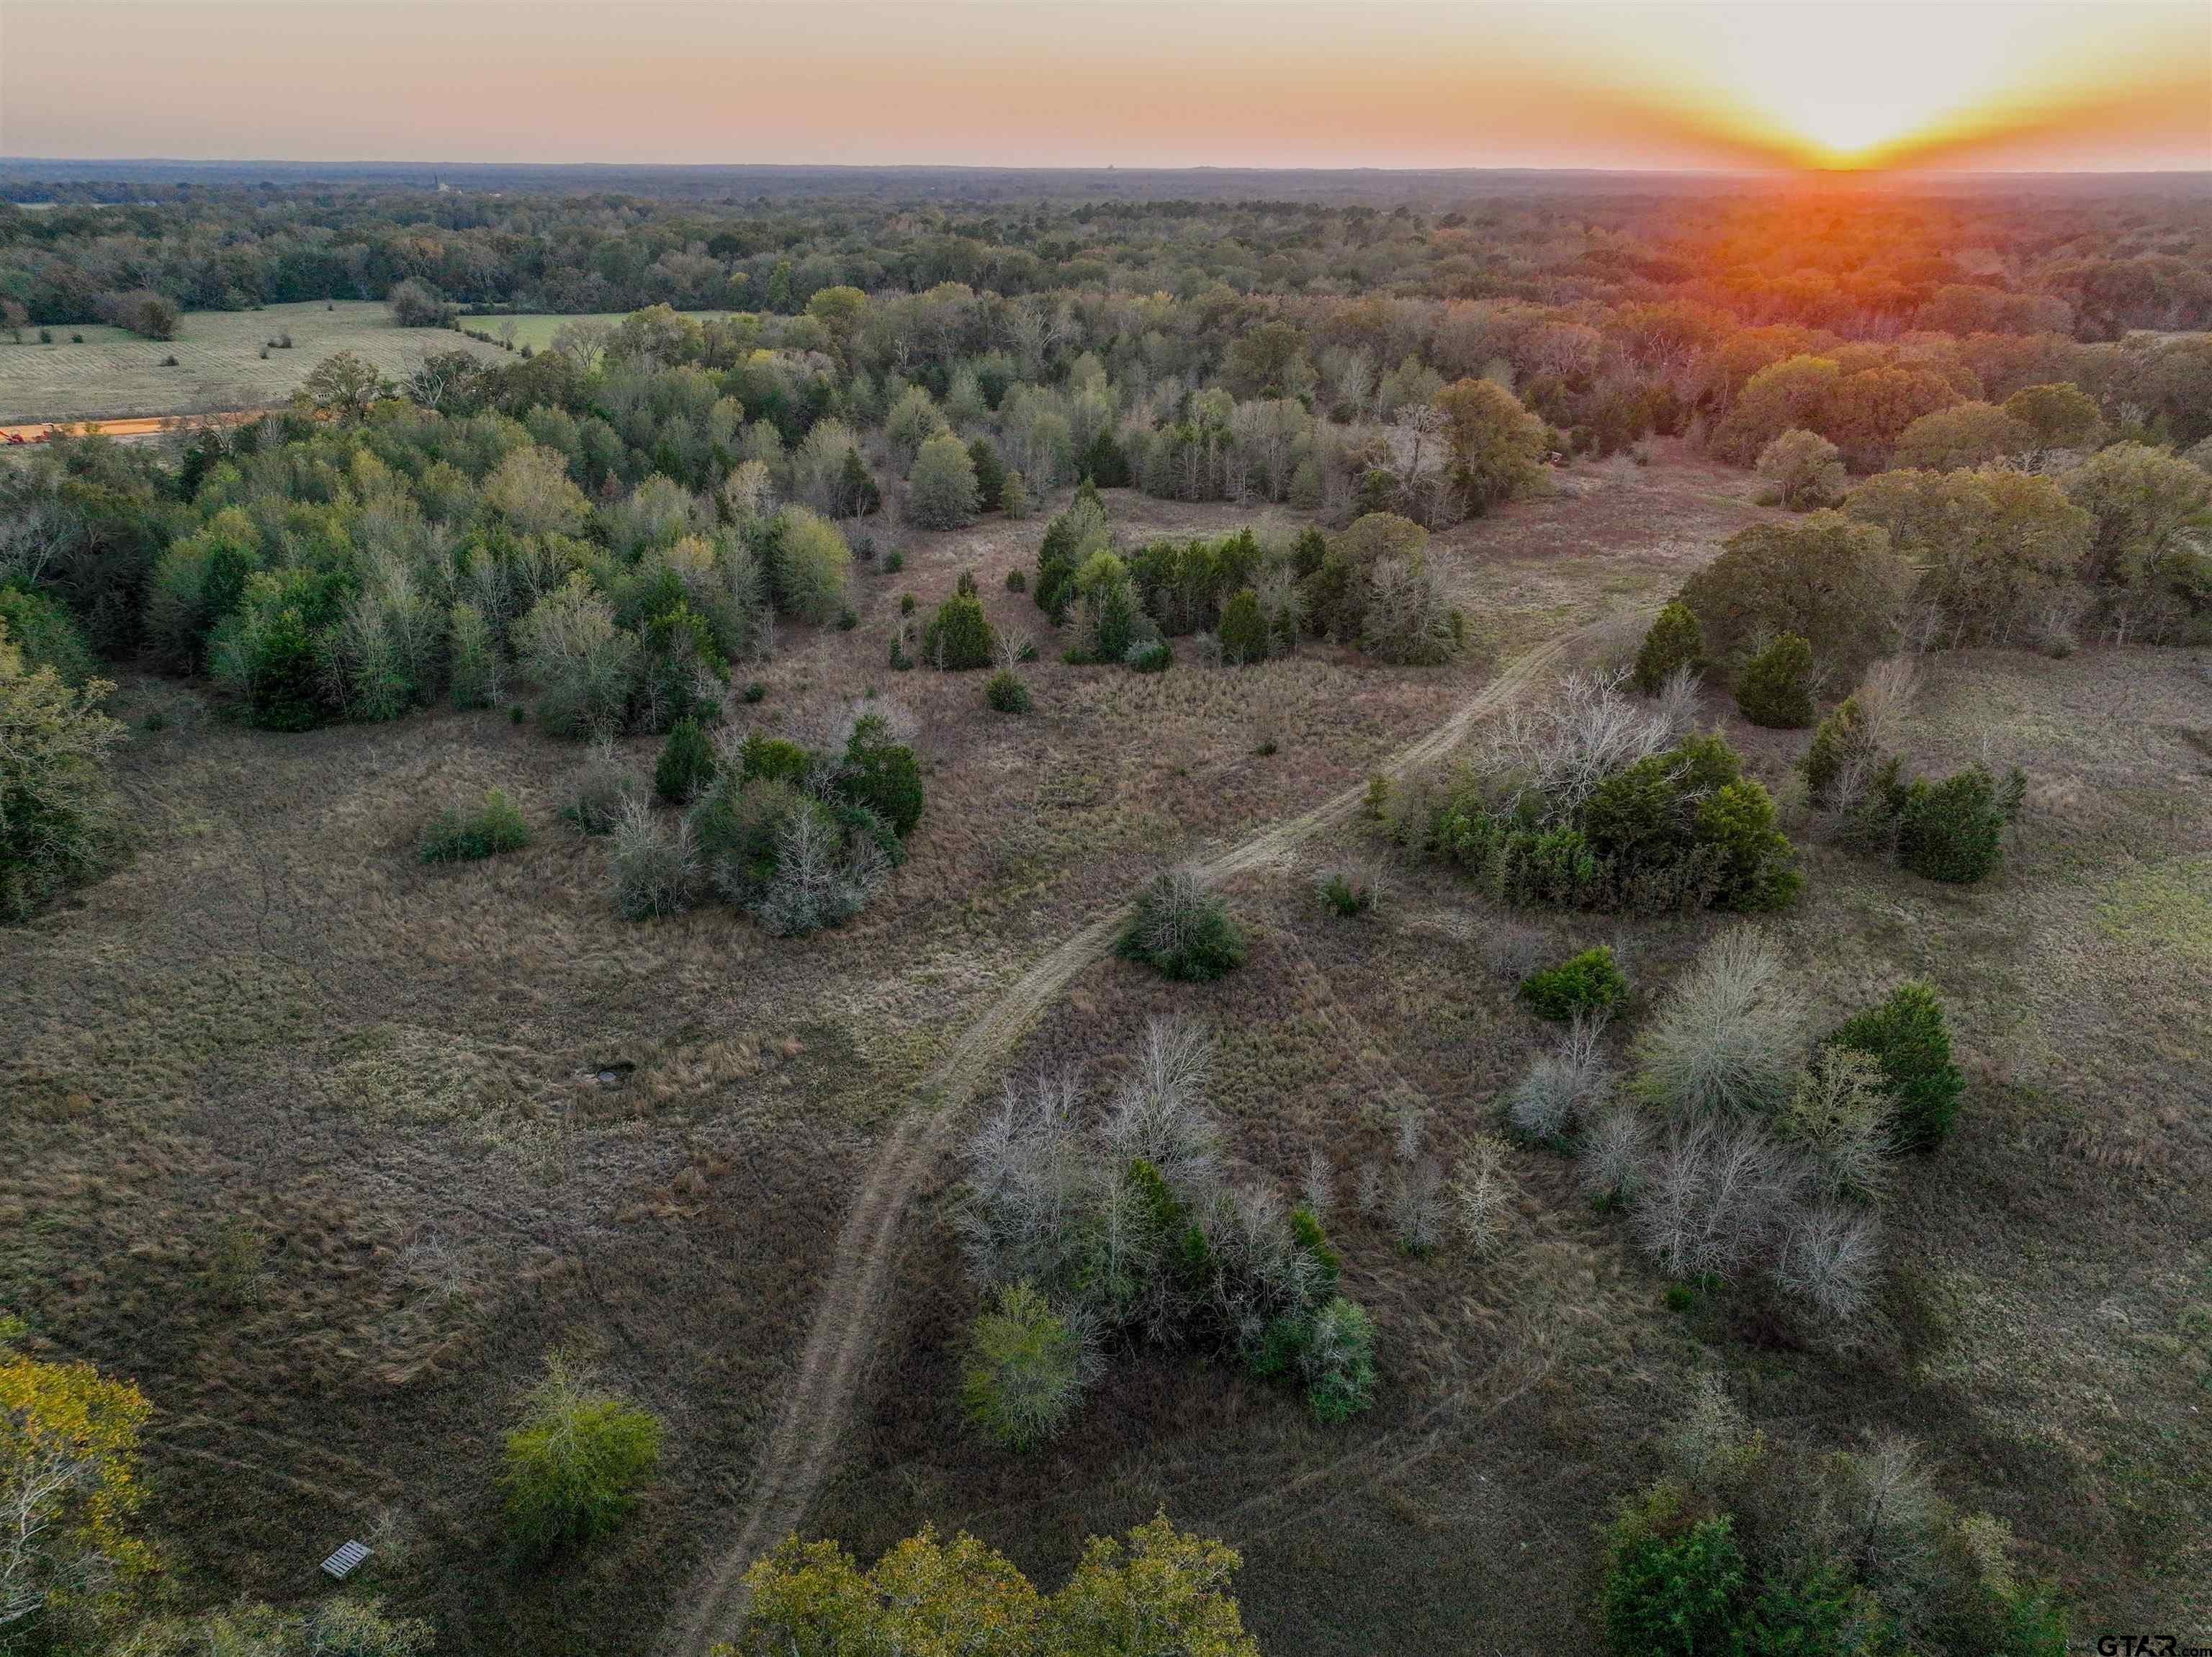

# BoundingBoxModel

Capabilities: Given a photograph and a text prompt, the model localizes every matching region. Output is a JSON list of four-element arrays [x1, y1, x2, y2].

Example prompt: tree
[[1830, 980, 1964, 1151], [1733, 632, 1815, 728], [1, 1339, 154, 1639], [2062, 441, 2212, 595], [1632, 602, 1704, 693], [1, 617, 125, 923], [97, 289, 179, 341], [501, 1356, 661, 1555], [1431, 377, 1547, 514], [2002, 382, 2102, 462], [1845, 467, 2094, 647], [298, 349, 390, 416], [968, 436, 1008, 511], [515, 574, 639, 738], [1713, 354, 1841, 464], [1599, 1485, 1748, 1657], [1755, 428, 1845, 509], [1822, 365, 1964, 472], [742, 1514, 1259, 1657], [1889, 402, 2033, 472], [1216, 588, 1269, 665], [923, 587, 995, 670], [387, 278, 452, 327], [655, 717, 715, 803], [765, 506, 853, 624], [1678, 513, 1912, 683], [885, 385, 946, 474], [1895, 763, 2023, 885], [482, 444, 591, 537], [908, 432, 981, 530], [962, 1283, 1090, 1451]]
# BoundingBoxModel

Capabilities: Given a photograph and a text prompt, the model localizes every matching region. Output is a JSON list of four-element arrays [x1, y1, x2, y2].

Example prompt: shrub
[[1315, 864, 1379, 917], [742, 681, 767, 704], [884, 549, 904, 573], [1300, 1296, 1376, 1422], [1632, 601, 1704, 694], [1633, 929, 1806, 1118], [961, 1282, 1092, 1451], [609, 797, 696, 919], [420, 789, 529, 863], [985, 669, 1031, 714], [501, 1357, 662, 1555], [1799, 693, 1873, 807], [1520, 945, 1630, 1021], [1734, 632, 1815, 728], [840, 713, 924, 838], [923, 588, 996, 670], [1830, 979, 1964, 1151], [1125, 639, 1172, 673], [1780, 1046, 1892, 1200], [1505, 1014, 1611, 1140], [1894, 763, 2023, 884], [1118, 868, 1247, 982], [738, 731, 811, 786], [563, 740, 639, 835], [908, 432, 981, 529], [1599, 1486, 1748, 1657], [653, 717, 715, 803]]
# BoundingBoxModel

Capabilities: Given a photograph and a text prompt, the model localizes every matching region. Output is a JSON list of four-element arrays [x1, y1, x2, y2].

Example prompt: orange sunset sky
[[1, 0, 2206, 174]]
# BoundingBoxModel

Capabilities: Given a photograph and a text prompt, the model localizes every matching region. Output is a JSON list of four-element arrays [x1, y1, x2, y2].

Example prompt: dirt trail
[[0, 408, 271, 443], [666, 614, 1631, 1657]]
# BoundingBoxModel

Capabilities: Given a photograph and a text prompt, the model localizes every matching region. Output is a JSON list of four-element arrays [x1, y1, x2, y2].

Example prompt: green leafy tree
[[961, 1283, 1090, 1451], [1633, 601, 1704, 693], [923, 588, 996, 670], [1680, 514, 1912, 681], [1599, 1485, 1748, 1657], [968, 436, 1007, 511], [2001, 382, 2101, 461], [655, 717, 715, 802], [1300, 1297, 1376, 1423], [1754, 428, 1845, 509], [501, 1357, 662, 1555], [1432, 377, 1547, 514], [909, 432, 981, 530], [1894, 762, 2023, 885], [1216, 588, 1270, 665], [1734, 632, 1815, 728], [840, 713, 924, 839], [1521, 946, 1631, 1022], [1889, 401, 2033, 472], [1830, 979, 1964, 1151], [0, 618, 125, 922]]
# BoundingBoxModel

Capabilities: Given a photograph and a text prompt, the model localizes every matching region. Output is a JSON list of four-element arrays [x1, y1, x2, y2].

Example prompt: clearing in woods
[[0, 300, 506, 422], [665, 615, 1624, 1657]]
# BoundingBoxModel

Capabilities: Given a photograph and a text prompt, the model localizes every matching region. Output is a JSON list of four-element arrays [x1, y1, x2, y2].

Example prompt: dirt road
[[665, 613, 1633, 1657], [0, 408, 271, 444]]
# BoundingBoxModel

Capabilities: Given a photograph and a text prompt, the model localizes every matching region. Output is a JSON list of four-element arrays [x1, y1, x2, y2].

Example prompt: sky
[[1, 0, 2206, 174]]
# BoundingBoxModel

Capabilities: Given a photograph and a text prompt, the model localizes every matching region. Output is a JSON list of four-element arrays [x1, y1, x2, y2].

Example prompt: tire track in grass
[[667, 614, 1635, 1657]]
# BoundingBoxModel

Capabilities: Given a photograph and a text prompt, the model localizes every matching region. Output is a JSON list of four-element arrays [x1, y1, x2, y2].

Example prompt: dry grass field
[[0, 301, 505, 422], [4, 448, 2206, 1653]]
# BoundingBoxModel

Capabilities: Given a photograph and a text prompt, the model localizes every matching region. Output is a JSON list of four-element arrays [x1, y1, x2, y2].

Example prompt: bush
[[1125, 639, 1172, 673], [1599, 1486, 1748, 1657], [738, 731, 811, 786], [1894, 763, 2023, 884], [0, 618, 125, 922], [420, 789, 529, 863], [1632, 929, 1805, 1118], [1733, 632, 1815, 728], [985, 669, 1031, 714], [610, 797, 697, 919], [1118, 868, 1247, 982], [1799, 694, 1873, 808], [501, 1357, 662, 1555], [1004, 568, 1027, 593], [923, 588, 996, 670], [1830, 979, 1963, 1151], [1300, 1296, 1376, 1422], [563, 740, 639, 835], [840, 713, 924, 838], [742, 681, 767, 704], [1315, 865, 1378, 917], [1632, 601, 1704, 694], [387, 278, 453, 327], [961, 1282, 1091, 1451], [1520, 945, 1630, 1021], [653, 717, 715, 803], [99, 287, 180, 340], [1505, 1015, 1611, 1140]]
